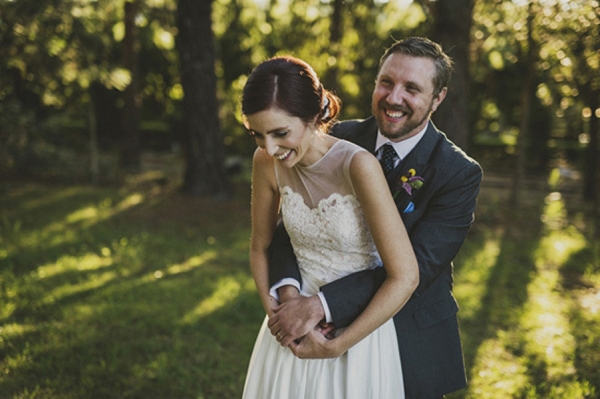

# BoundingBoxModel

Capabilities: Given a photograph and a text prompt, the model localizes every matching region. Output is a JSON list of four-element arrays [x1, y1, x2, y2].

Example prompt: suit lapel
[[356, 117, 379, 153], [340, 118, 443, 213], [386, 122, 442, 212]]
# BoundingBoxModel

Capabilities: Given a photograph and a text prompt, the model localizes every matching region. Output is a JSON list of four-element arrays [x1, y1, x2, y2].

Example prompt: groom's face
[[371, 52, 446, 142]]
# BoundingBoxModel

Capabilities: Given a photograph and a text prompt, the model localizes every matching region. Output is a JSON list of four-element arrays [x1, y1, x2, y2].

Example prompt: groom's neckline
[[374, 124, 428, 160]]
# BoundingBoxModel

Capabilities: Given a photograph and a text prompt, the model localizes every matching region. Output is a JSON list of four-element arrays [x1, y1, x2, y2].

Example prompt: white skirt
[[242, 275, 404, 398]]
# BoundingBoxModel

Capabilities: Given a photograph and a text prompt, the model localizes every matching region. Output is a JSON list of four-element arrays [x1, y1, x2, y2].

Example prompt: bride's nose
[[263, 136, 278, 157]]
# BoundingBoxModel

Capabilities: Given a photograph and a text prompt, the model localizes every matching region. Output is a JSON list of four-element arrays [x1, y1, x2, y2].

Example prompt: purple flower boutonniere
[[393, 168, 424, 199]]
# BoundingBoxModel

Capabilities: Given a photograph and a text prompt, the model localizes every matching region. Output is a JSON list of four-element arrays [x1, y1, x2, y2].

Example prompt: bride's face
[[246, 107, 320, 168]]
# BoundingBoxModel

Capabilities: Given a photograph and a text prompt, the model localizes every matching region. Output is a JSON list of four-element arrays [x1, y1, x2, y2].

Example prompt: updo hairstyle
[[241, 56, 340, 130]]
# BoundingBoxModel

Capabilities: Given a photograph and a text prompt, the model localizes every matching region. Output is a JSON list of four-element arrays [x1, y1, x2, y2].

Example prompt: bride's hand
[[289, 329, 343, 359], [266, 296, 279, 318], [316, 321, 336, 339]]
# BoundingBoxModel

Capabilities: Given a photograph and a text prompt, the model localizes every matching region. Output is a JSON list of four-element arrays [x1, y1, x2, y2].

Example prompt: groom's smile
[[372, 52, 445, 142]]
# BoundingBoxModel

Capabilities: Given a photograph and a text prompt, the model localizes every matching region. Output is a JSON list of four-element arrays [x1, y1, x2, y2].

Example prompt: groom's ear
[[431, 87, 447, 112]]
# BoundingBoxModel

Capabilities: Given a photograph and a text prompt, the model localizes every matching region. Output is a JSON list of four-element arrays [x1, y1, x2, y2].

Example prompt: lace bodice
[[276, 140, 382, 286]]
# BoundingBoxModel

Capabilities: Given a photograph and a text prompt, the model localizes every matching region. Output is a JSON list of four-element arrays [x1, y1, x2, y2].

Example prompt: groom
[[267, 37, 483, 398]]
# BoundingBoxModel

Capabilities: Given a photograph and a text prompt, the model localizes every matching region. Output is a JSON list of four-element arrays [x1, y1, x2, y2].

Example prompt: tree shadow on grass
[[451, 190, 547, 397], [0, 183, 130, 236], [0, 245, 261, 398], [559, 243, 600, 395], [0, 181, 257, 398], [1, 180, 251, 321], [0, 185, 142, 279]]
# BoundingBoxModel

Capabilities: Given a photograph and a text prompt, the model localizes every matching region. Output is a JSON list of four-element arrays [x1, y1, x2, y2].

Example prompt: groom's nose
[[386, 85, 406, 105]]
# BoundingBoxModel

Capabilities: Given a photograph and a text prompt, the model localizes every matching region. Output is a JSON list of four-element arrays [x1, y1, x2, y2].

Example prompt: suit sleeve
[[410, 162, 482, 295], [321, 161, 483, 328], [268, 222, 302, 288]]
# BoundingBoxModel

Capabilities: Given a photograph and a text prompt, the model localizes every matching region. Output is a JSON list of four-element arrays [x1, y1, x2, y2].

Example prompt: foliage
[[0, 0, 598, 183], [0, 0, 181, 173], [470, 0, 599, 172]]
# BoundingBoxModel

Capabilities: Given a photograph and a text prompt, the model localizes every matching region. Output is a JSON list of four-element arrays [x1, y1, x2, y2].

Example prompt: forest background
[[1, 0, 599, 398]]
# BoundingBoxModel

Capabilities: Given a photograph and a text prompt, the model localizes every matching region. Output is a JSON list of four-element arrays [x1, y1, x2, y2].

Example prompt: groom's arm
[[322, 162, 482, 328], [268, 222, 302, 291], [267, 223, 327, 346]]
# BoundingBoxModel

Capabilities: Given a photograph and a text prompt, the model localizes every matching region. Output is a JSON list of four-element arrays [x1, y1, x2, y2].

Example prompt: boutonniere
[[393, 168, 424, 199]]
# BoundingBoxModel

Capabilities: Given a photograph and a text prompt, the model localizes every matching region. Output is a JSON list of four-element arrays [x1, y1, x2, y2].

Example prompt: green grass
[[1, 178, 599, 398], [1, 181, 260, 398], [449, 187, 600, 399]]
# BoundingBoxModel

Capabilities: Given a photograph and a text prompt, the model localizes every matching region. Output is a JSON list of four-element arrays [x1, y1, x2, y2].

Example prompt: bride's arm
[[249, 148, 281, 316], [291, 151, 419, 358]]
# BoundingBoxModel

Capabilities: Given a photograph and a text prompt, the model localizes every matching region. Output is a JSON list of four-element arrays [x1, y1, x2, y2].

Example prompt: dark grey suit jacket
[[269, 117, 483, 398]]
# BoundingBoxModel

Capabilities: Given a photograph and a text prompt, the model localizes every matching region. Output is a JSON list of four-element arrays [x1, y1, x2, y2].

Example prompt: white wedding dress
[[242, 140, 404, 399]]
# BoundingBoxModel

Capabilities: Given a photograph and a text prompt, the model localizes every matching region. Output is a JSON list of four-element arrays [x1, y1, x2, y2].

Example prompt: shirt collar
[[375, 123, 428, 160]]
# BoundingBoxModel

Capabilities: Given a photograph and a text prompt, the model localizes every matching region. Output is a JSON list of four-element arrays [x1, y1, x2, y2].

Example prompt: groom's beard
[[373, 100, 434, 141]]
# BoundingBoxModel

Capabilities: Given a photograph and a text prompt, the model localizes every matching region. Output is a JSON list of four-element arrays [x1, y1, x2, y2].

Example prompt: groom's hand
[[268, 292, 325, 347], [289, 329, 341, 359]]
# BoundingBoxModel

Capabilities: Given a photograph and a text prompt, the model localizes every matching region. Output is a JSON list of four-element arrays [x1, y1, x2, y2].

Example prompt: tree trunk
[[323, 0, 343, 93], [584, 90, 599, 202], [509, 2, 536, 208], [176, 0, 230, 198], [510, 67, 532, 208], [120, 0, 141, 169], [430, 0, 474, 151], [89, 94, 99, 185]]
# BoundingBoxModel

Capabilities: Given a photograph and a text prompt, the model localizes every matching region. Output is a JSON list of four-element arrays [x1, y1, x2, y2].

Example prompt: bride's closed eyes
[[248, 130, 289, 139]]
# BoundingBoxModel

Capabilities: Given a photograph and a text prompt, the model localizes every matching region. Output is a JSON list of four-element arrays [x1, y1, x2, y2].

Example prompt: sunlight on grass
[[466, 192, 594, 398], [34, 252, 118, 306], [20, 186, 87, 211], [0, 324, 37, 379], [0, 182, 258, 397], [164, 252, 218, 276], [181, 276, 256, 324], [37, 253, 113, 279], [2, 182, 597, 397], [13, 192, 146, 254], [0, 323, 36, 342], [138, 251, 219, 284], [454, 234, 502, 320], [522, 231, 581, 381], [469, 335, 529, 398], [64, 192, 144, 227], [44, 271, 118, 305], [580, 290, 600, 315]]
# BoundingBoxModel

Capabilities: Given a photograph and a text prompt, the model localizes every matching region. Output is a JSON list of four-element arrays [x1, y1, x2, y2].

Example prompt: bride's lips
[[275, 149, 292, 160]]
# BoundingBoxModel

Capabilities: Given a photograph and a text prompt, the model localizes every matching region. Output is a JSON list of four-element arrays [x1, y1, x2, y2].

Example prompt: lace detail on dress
[[280, 186, 382, 286]]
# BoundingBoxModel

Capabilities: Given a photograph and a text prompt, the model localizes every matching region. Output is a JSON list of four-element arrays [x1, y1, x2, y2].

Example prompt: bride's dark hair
[[241, 56, 341, 129]]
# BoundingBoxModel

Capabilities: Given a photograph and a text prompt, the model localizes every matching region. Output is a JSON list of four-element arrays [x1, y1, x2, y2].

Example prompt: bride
[[241, 55, 419, 398]]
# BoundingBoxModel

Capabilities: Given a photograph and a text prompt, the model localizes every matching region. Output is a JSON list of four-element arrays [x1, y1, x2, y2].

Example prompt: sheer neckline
[[297, 139, 342, 170]]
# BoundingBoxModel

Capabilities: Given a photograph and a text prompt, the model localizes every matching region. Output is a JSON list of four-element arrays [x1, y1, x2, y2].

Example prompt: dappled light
[[452, 187, 598, 398], [44, 269, 119, 306], [453, 234, 503, 321], [165, 252, 218, 276], [181, 275, 256, 324], [0, 182, 258, 397], [2, 174, 599, 397]]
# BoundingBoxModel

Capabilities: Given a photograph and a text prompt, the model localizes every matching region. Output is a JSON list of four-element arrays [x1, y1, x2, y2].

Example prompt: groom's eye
[[379, 78, 393, 87]]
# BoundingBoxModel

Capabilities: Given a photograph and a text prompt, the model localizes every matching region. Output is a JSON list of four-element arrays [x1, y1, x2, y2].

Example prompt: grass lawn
[[1, 175, 598, 398]]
